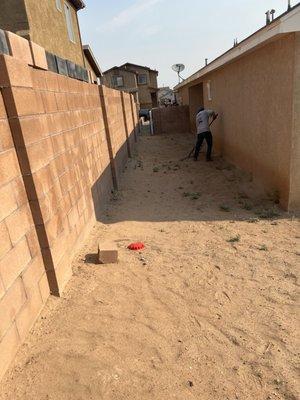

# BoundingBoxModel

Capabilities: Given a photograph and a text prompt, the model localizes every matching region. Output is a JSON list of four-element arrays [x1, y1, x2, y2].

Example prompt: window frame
[[112, 75, 124, 88], [64, 2, 76, 43], [137, 74, 148, 85], [56, 0, 62, 11]]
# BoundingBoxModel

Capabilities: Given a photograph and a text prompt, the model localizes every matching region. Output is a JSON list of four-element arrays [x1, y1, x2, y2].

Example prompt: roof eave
[[83, 45, 102, 77]]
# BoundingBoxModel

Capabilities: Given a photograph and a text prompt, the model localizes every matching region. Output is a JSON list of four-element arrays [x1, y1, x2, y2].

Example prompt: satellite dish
[[172, 64, 185, 83], [172, 64, 185, 73]]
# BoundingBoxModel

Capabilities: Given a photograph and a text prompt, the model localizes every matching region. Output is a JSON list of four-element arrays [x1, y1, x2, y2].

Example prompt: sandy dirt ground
[[0, 134, 299, 400]]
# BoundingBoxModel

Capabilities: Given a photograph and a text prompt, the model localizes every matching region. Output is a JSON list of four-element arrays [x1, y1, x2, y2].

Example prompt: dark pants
[[194, 131, 213, 160]]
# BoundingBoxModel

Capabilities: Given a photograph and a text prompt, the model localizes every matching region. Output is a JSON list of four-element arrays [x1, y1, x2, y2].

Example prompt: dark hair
[[197, 106, 204, 113]]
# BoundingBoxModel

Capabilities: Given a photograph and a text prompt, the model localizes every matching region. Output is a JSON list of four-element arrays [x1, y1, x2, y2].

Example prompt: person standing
[[194, 107, 217, 161]]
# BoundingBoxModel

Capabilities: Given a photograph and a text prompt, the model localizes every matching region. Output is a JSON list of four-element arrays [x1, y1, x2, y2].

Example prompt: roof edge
[[103, 66, 138, 75], [83, 45, 102, 77]]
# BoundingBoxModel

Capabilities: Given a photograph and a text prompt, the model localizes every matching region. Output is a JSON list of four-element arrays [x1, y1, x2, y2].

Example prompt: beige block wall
[[180, 34, 297, 209], [0, 38, 138, 380], [152, 106, 190, 135], [288, 32, 300, 210], [24, 0, 84, 66], [0, 82, 49, 381]]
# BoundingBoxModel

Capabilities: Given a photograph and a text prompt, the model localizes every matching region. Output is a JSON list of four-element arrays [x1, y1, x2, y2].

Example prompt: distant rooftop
[[103, 62, 158, 75], [83, 45, 102, 77], [121, 63, 159, 74]]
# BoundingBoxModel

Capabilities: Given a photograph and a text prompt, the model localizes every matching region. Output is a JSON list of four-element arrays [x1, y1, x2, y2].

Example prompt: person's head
[[197, 106, 204, 114]]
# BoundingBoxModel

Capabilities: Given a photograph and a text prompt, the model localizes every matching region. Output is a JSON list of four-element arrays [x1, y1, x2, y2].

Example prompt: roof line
[[175, 2, 300, 90], [120, 62, 158, 74], [83, 45, 102, 77], [103, 66, 138, 75]]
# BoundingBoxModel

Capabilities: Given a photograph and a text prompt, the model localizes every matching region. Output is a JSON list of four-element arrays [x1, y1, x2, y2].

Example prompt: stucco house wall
[[84, 55, 98, 83], [24, 0, 84, 66], [0, 0, 84, 66], [103, 69, 137, 92], [289, 32, 300, 210], [178, 33, 299, 210], [132, 66, 157, 109], [0, 0, 29, 36]]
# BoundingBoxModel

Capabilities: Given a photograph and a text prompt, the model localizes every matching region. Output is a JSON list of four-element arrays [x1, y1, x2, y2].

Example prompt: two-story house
[[103, 62, 159, 109], [0, 0, 86, 67]]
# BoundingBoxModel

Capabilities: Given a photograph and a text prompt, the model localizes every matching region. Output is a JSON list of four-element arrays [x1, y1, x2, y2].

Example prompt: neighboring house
[[157, 86, 175, 107], [102, 66, 139, 102], [83, 45, 102, 84], [103, 62, 159, 109], [0, 0, 86, 67]]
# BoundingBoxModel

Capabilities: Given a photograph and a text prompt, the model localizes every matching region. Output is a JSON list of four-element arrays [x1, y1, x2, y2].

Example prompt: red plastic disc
[[128, 242, 145, 251]]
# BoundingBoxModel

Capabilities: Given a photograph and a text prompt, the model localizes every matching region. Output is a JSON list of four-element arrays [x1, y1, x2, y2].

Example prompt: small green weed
[[227, 235, 241, 243], [258, 244, 268, 251], [220, 204, 231, 212]]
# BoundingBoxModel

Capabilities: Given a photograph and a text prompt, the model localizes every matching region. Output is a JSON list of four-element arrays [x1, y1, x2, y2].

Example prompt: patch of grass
[[267, 190, 280, 204], [183, 192, 201, 200], [220, 204, 231, 212], [258, 244, 268, 251], [257, 209, 280, 219], [242, 202, 253, 211], [227, 235, 241, 243], [247, 218, 260, 223]]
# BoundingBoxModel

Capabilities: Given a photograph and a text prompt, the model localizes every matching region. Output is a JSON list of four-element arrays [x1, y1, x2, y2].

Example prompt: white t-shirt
[[196, 109, 214, 134]]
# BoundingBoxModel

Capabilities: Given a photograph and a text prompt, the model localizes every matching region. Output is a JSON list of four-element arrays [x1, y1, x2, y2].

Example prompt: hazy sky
[[79, 0, 295, 88]]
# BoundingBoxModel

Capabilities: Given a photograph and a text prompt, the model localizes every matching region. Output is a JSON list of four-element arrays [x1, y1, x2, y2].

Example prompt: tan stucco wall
[[134, 66, 152, 108], [179, 34, 296, 209], [149, 71, 158, 89], [289, 32, 300, 210], [24, 0, 84, 66], [103, 69, 137, 93], [0, 0, 29, 36], [103, 66, 158, 109], [188, 83, 203, 133], [84, 56, 97, 83]]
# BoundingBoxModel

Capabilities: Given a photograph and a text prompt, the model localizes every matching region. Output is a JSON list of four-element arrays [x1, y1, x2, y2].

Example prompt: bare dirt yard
[[0, 134, 299, 400]]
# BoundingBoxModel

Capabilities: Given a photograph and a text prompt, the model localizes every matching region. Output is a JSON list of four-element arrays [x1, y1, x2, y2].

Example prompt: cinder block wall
[[101, 86, 130, 183], [0, 88, 49, 380], [152, 106, 190, 135], [0, 31, 138, 380]]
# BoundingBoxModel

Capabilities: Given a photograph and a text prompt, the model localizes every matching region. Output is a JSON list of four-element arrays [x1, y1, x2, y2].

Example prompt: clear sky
[[79, 0, 295, 88]]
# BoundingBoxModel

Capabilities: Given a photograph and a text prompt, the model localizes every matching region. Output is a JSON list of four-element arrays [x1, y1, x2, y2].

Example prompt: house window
[[138, 74, 147, 85], [56, 0, 62, 11], [112, 76, 124, 88], [64, 2, 75, 43]]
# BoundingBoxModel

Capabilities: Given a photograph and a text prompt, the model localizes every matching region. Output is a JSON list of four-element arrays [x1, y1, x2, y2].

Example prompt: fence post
[[98, 85, 119, 190]]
